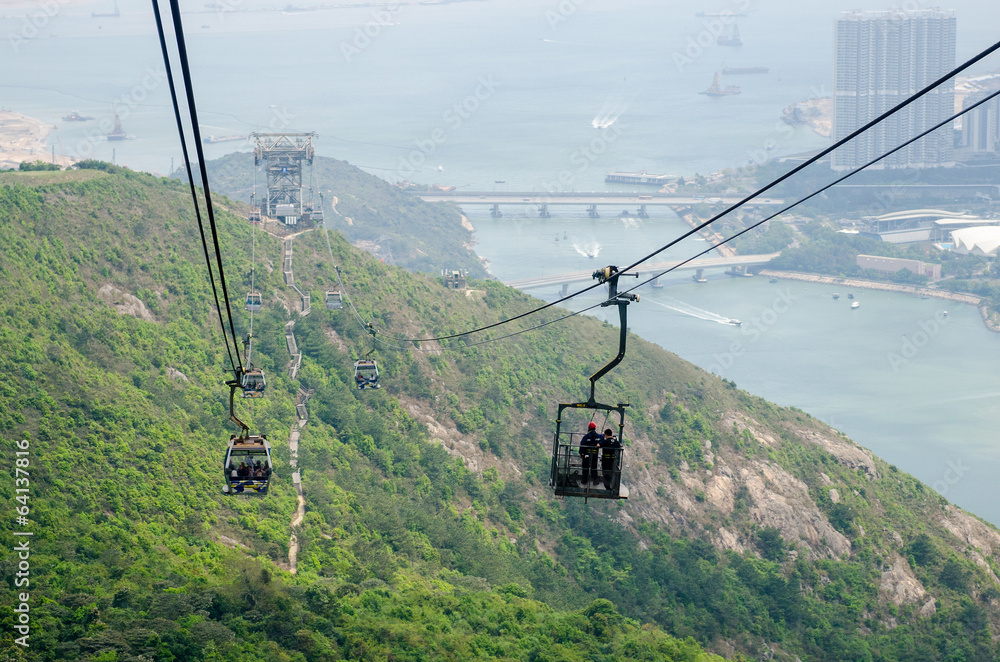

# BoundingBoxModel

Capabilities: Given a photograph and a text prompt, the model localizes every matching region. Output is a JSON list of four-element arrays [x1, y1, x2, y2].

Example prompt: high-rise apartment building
[[957, 85, 1000, 159], [832, 8, 956, 171]]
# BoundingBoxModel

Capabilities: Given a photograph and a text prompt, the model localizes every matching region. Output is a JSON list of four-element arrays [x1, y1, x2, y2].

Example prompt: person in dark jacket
[[579, 422, 603, 485], [600, 428, 622, 491]]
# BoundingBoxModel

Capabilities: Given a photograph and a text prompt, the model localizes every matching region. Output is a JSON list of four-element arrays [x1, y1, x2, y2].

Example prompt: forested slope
[[1, 165, 1000, 661]]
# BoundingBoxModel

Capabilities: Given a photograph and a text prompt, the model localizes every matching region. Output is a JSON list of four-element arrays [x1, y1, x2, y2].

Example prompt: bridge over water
[[416, 191, 785, 218], [502, 254, 779, 290]]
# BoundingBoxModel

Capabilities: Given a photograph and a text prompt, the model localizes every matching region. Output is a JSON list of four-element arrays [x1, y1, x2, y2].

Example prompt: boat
[[722, 65, 769, 75], [851, 301, 860, 309], [847, 293, 854, 299], [107, 109, 127, 141], [202, 134, 245, 144], [769, 278, 778, 283], [729, 319, 742, 326], [832, 293, 840, 299], [699, 71, 740, 97], [62, 111, 94, 122], [605, 170, 672, 186], [717, 24, 742, 47]]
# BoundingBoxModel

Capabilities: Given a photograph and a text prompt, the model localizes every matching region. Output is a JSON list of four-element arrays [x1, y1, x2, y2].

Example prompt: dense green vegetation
[[200, 152, 487, 278], [2, 166, 1000, 661]]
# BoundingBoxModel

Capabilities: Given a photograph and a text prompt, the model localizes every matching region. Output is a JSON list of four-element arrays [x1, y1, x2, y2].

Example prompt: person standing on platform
[[600, 428, 622, 491], [579, 422, 602, 485]]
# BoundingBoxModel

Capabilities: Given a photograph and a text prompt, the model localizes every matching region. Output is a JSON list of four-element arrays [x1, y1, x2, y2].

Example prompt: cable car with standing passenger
[[550, 266, 637, 501]]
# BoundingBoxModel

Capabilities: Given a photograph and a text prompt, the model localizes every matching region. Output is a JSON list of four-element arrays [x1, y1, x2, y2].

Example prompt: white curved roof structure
[[951, 227, 1000, 256]]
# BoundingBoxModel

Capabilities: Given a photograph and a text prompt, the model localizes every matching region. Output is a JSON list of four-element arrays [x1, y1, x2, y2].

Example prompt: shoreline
[[0, 111, 74, 170], [759, 269, 998, 331]]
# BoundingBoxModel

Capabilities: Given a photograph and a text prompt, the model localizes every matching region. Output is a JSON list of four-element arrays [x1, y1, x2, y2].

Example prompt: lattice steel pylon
[[251, 132, 316, 224]]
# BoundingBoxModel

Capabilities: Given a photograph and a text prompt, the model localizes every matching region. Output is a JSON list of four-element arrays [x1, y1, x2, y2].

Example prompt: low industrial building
[[856, 254, 941, 279]]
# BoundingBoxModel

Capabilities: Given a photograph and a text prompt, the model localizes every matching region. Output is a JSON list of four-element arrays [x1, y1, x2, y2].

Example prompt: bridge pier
[[693, 268, 707, 283], [652, 275, 663, 289], [587, 204, 599, 218], [539, 204, 551, 218], [560, 283, 569, 297], [726, 265, 753, 277], [637, 204, 648, 218], [491, 203, 502, 218]]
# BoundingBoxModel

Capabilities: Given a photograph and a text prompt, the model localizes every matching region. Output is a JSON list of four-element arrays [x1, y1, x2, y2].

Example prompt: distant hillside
[[3, 164, 1000, 661], [200, 152, 488, 278]]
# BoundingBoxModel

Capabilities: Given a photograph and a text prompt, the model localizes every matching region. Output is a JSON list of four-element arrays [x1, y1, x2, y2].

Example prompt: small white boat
[[851, 301, 860, 309], [729, 319, 742, 326]]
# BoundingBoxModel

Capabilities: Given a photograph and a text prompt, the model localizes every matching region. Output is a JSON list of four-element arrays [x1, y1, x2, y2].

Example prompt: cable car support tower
[[251, 132, 316, 225]]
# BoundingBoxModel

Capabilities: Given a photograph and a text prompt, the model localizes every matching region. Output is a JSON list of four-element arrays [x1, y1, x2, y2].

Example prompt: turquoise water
[[4, 0, 1000, 523]]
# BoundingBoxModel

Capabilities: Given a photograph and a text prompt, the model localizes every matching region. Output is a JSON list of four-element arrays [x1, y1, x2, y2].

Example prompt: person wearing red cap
[[579, 421, 603, 486]]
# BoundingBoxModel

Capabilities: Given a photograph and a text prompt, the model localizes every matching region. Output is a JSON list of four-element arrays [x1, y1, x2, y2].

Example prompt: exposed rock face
[[166, 367, 188, 382], [794, 429, 879, 479], [714, 526, 746, 554], [940, 506, 1000, 556], [743, 460, 852, 559], [880, 555, 926, 605], [919, 597, 937, 617], [98, 284, 153, 321], [829, 488, 841, 503]]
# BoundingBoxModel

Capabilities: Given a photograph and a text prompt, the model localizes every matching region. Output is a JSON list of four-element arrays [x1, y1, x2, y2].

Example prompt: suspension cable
[[150, 0, 239, 373], [164, 0, 244, 373]]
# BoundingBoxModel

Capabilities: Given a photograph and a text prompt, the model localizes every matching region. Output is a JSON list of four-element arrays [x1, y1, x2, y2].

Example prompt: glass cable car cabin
[[354, 359, 380, 389], [245, 291, 262, 312], [240, 368, 266, 398], [325, 291, 342, 310], [223, 434, 273, 496]]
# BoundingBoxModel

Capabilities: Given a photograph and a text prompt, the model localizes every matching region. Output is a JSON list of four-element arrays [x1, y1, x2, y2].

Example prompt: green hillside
[[2, 165, 1000, 662]]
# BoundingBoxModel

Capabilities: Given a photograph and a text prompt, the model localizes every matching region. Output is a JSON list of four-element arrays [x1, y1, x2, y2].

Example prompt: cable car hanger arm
[[587, 266, 638, 405]]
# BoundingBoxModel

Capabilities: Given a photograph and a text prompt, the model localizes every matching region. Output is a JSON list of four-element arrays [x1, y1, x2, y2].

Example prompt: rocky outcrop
[[98, 283, 153, 322], [940, 506, 1000, 556], [794, 429, 879, 479], [744, 460, 852, 559], [879, 555, 926, 606]]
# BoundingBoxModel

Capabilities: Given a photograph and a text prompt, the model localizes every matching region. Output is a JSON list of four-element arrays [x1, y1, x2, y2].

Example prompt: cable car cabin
[[550, 402, 629, 501], [245, 291, 263, 313], [240, 369, 266, 398], [354, 359, 380, 390], [312, 206, 324, 223], [223, 434, 273, 496], [325, 291, 342, 310], [248, 209, 261, 224]]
